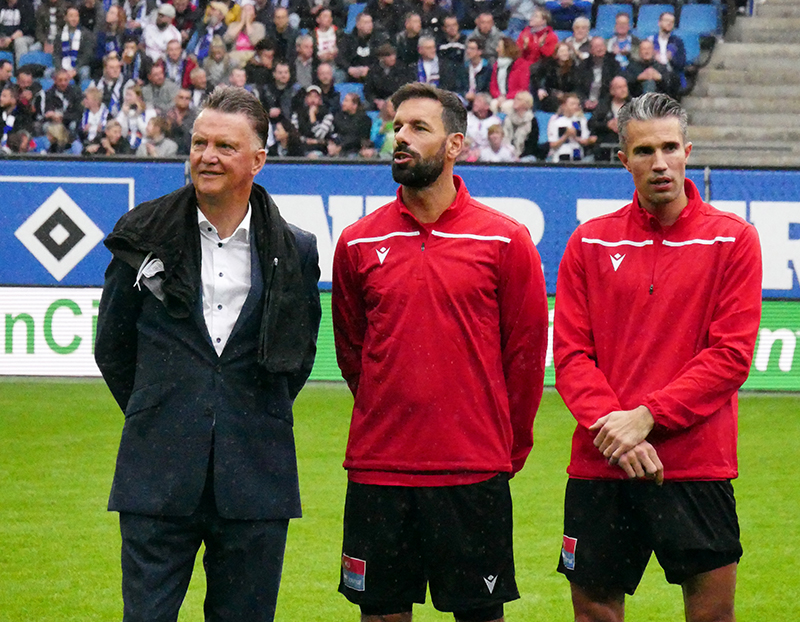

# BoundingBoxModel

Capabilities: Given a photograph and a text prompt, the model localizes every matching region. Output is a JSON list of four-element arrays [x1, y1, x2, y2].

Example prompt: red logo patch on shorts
[[342, 554, 366, 591], [562, 535, 577, 570]]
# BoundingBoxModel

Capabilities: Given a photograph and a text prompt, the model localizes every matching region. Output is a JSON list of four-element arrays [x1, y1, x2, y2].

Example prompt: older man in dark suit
[[95, 85, 321, 622]]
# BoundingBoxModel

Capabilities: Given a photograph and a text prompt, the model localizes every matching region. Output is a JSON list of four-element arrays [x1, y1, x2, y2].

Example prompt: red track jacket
[[554, 180, 762, 481], [333, 176, 548, 486]]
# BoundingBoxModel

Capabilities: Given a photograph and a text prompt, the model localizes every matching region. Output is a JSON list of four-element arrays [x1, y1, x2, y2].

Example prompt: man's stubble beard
[[392, 139, 447, 189]]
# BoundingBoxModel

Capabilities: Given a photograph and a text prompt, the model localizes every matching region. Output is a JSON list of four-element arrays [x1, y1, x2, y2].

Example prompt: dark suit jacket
[[575, 52, 620, 105], [96, 183, 321, 521]]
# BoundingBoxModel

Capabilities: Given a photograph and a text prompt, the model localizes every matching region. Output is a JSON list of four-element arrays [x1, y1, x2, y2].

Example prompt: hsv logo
[[610, 252, 626, 272], [341, 554, 366, 591], [376, 246, 390, 264], [483, 574, 498, 594]]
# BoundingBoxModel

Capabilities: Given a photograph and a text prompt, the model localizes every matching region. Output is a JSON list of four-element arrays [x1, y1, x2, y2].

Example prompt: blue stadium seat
[[679, 4, 719, 34], [18, 50, 54, 68], [635, 4, 674, 35], [673, 29, 701, 63], [554, 30, 572, 40], [337, 82, 364, 104], [39, 77, 54, 91], [535, 110, 553, 144], [0, 50, 13, 65], [346, 3, 366, 33], [594, 4, 633, 38]]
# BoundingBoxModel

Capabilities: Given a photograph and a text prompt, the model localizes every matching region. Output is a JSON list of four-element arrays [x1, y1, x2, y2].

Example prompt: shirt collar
[[197, 202, 252, 242]]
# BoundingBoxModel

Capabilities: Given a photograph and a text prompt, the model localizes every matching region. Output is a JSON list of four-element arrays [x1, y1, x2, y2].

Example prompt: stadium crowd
[[0, 0, 706, 161]]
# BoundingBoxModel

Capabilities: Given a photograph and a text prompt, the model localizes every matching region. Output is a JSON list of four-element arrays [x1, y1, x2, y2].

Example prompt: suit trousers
[[118, 458, 289, 622]]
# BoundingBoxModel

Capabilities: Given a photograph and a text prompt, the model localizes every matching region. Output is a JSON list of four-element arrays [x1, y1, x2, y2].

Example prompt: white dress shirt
[[198, 205, 252, 355]]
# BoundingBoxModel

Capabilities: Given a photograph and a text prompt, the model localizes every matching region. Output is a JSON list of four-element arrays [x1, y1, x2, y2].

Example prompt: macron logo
[[483, 575, 498, 594], [610, 253, 626, 272], [376, 247, 390, 264]]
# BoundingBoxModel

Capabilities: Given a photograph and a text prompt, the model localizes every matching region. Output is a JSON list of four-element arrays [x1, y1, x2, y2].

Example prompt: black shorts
[[339, 474, 519, 618], [557, 479, 742, 594]]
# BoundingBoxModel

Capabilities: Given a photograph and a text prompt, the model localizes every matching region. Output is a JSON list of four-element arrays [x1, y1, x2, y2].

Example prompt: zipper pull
[[421, 242, 425, 251], [649, 284, 654, 295]]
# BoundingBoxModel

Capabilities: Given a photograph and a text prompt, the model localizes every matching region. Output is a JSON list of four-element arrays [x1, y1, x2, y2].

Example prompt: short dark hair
[[0, 59, 11, 71], [618, 92, 687, 152], [201, 85, 270, 148], [390, 82, 467, 135]]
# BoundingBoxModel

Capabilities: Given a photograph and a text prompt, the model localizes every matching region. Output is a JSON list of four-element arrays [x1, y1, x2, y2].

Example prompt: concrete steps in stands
[[681, 2, 800, 167], [730, 17, 800, 43]]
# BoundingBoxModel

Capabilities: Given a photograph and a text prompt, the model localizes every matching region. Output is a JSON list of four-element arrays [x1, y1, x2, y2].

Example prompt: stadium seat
[[39, 77, 54, 91], [635, 4, 674, 35], [674, 29, 701, 63], [337, 82, 364, 104], [535, 110, 553, 144], [0, 50, 13, 65], [554, 30, 572, 40], [80, 78, 91, 90], [678, 4, 720, 34], [346, 3, 366, 33], [18, 51, 53, 69], [594, 4, 633, 38]]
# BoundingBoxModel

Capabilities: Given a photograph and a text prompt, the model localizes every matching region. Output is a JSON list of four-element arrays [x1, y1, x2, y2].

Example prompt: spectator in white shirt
[[142, 4, 181, 61], [479, 123, 516, 162]]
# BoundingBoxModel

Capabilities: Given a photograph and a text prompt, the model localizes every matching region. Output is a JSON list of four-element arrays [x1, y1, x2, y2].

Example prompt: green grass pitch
[[1, 381, 798, 621]]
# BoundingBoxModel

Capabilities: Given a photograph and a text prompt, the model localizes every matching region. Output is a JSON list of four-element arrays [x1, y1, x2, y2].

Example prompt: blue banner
[[1, 160, 799, 297]]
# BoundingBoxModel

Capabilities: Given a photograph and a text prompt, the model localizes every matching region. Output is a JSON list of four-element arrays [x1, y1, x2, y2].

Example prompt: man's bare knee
[[570, 582, 625, 622], [682, 563, 737, 622]]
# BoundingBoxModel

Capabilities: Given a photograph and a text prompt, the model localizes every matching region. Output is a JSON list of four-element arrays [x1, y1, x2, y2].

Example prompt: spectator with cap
[[516, 6, 557, 66], [142, 4, 181, 62], [292, 83, 333, 154], [364, 42, 410, 110], [135, 114, 178, 156], [53, 5, 94, 81], [607, 11, 639, 70]]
